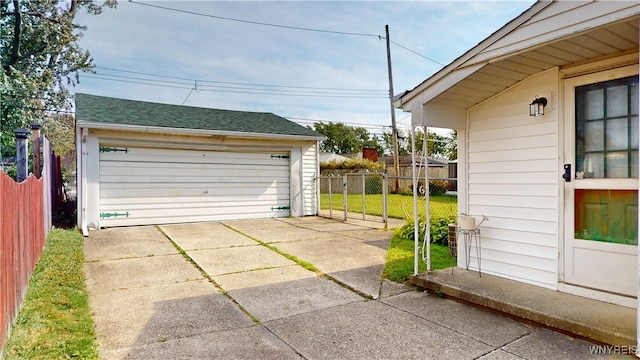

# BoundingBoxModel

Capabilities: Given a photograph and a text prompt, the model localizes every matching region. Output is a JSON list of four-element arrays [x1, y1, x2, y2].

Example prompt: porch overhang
[[395, 3, 639, 129]]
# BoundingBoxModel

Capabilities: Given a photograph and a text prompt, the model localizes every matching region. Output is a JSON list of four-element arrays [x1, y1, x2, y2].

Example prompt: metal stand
[[457, 228, 481, 277]]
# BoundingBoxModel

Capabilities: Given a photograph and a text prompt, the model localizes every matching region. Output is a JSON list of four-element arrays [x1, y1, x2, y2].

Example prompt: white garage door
[[98, 145, 290, 227]]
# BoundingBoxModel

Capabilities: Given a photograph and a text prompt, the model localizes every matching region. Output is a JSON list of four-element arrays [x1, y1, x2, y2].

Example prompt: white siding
[[302, 144, 318, 216], [464, 68, 559, 289]]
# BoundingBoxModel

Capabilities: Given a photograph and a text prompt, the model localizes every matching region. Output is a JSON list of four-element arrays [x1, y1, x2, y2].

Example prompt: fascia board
[[76, 121, 326, 142]]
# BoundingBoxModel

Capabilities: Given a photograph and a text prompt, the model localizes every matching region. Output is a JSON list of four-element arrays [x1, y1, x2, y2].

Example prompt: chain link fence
[[318, 172, 457, 228]]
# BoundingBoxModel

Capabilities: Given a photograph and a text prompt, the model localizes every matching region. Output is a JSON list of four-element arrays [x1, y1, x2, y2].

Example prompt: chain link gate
[[318, 172, 388, 225], [319, 172, 457, 229]]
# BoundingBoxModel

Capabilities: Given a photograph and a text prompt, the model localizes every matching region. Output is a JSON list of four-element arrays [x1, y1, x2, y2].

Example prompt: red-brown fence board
[[0, 135, 55, 354]]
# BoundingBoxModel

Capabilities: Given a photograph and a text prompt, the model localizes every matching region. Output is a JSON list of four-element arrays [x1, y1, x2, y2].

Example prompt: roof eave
[[76, 121, 325, 141], [397, 0, 551, 109]]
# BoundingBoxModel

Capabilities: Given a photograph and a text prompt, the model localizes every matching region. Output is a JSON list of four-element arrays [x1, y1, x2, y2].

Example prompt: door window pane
[[585, 121, 603, 151], [606, 118, 628, 150], [576, 76, 639, 178], [632, 82, 638, 114], [585, 89, 604, 120], [607, 85, 628, 117], [606, 152, 628, 178], [583, 154, 604, 178], [632, 116, 639, 148]]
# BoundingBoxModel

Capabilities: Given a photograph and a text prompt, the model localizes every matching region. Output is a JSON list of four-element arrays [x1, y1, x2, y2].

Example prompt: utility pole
[[385, 24, 400, 192]]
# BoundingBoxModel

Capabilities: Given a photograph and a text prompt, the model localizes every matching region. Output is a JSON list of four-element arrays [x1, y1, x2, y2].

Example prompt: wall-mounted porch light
[[529, 96, 547, 117]]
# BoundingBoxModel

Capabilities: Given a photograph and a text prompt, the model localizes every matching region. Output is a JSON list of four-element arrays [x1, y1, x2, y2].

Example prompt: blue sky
[[74, 0, 535, 137]]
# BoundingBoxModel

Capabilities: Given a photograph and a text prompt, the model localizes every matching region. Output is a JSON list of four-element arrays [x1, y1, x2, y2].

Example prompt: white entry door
[[563, 67, 638, 297]]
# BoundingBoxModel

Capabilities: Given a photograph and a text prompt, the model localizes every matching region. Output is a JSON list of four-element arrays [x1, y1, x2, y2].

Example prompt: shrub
[[429, 180, 449, 196], [403, 180, 456, 197], [320, 158, 385, 171], [395, 215, 456, 246], [365, 175, 382, 194]]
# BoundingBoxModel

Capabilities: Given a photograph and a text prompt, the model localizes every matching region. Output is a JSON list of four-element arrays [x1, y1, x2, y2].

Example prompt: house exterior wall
[[302, 143, 319, 216], [463, 68, 560, 289], [77, 128, 319, 229]]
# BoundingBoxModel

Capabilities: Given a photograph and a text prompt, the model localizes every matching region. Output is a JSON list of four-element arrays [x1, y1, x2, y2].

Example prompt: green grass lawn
[[3, 229, 97, 360], [382, 234, 456, 283], [321, 193, 457, 283], [320, 193, 457, 220]]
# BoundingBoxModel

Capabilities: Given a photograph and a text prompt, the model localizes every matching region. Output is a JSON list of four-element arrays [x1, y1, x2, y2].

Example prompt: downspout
[[80, 128, 89, 237]]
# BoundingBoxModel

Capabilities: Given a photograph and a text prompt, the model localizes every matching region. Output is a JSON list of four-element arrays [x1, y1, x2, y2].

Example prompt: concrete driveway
[[84, 217, 605, 359]]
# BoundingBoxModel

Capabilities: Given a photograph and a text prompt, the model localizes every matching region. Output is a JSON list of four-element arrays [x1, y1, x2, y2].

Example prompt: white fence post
[[342, 175, 347, 221], [361, 174, 366, 220], [383, 171, 388, 228]]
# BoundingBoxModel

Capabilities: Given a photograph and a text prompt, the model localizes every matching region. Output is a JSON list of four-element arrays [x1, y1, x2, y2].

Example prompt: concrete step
[[410, 268, 636, 347]]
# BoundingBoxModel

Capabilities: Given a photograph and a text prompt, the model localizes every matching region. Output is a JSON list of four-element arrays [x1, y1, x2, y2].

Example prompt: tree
[[42, 113, 75, 171], [444, 130, 457, 160], [380, 130, 407, 157], [1, 0, 117, 157], [383, 128, 457, 160], [310, 122, 381, 155]]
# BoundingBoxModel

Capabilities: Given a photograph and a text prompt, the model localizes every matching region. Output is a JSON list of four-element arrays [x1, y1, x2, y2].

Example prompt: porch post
[[423, 125, 431, 271], [411, 126, 419, 275]]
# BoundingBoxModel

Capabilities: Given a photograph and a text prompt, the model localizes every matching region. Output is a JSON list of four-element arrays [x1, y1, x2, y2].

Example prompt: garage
[[75, 93, 323, 231]]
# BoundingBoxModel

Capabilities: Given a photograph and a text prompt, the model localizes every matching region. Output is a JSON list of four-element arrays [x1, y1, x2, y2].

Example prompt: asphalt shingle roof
[[75, 93, 322, 138]]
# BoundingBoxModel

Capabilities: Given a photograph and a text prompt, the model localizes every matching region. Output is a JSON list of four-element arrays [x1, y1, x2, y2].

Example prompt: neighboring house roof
[[319, 152, 350, 163], [75, 93, 323, 140], [381, 155, 450, 167], [395, 1, 640, 116]]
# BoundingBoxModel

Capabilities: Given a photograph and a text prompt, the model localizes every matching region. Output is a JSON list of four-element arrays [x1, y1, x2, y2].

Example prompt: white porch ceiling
[[426, 16, 639, 110]]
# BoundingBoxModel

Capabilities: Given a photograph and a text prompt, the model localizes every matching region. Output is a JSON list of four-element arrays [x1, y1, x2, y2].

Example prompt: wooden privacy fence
[[0, 135, 56, 354]]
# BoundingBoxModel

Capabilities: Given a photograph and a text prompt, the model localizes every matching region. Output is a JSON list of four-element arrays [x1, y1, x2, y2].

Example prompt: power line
[[182, 81, 197, 105], [127, 2, 444, 66], [390, 40, 445, 67], [129, 0, 381, 38], [82, 75, 193, 90], [81, 75, 387, 98], [94, 66, 195, 82], [287, 116, 392, 129], [94, 66, 387, 93]]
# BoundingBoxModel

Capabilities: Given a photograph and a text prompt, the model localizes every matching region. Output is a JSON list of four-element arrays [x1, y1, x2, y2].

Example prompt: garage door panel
[[99, 145, 291, 226], [100, 174, 290, 184], [102, 210, 288, 227], [101, 196, 290, 207], [100, 146, 288, 158], [100, 167, 290, 178], [99, 161, 288, 178], [100, 184, 289, 198], [100, 182, 289, 192], [100, 150, 289, 165], [100, 193, 290, 205]]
